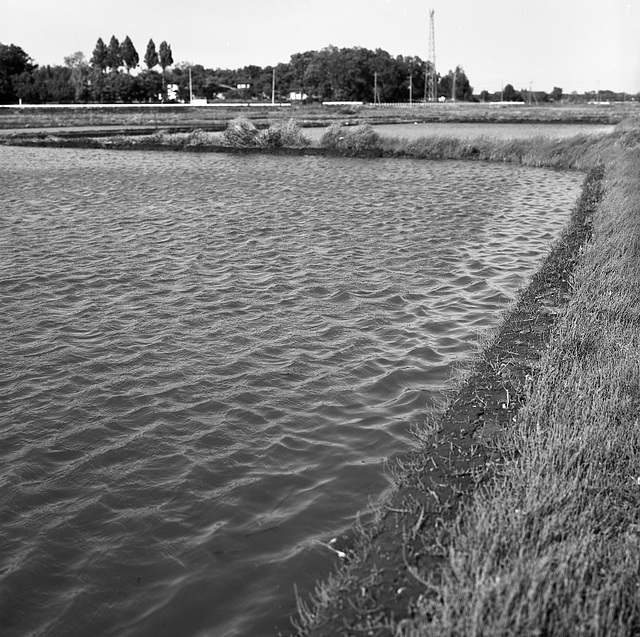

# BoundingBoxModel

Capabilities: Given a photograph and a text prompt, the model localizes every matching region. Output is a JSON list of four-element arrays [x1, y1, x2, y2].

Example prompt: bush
[[221, 117, 259, 147], [319, 123, 381, 151], [222, 117, 309, 148], [255, 119, 309, 148]]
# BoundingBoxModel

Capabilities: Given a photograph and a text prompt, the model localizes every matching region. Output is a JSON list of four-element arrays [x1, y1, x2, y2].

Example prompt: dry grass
[[255, 118, 310, 148], [376, 131, 620, 171], [220, 117, 309, 148], [220, 117, 260, 147], [319, 123, 382, 151]]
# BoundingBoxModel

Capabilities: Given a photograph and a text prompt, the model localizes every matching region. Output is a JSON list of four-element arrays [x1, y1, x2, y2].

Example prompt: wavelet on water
[[0, 146, 583, 637]]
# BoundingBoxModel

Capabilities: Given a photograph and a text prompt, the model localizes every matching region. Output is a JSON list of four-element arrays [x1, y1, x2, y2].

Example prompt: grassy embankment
[[292, 124, 640, 635]]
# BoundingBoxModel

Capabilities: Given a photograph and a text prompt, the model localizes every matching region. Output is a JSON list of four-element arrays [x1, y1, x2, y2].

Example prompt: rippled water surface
[[1, 146, 582, 636]]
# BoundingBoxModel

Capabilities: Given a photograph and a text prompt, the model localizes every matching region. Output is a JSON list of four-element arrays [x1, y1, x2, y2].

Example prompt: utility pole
[[374, 71, 381, 105], [409, 73, 413, 106], [272, 68, 276, 104], [427, 9, 437, 102], [451, 67, 457, 102]]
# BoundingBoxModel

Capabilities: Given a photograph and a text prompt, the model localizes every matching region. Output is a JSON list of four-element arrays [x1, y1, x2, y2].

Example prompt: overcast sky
[[1, 0, 639, 94]]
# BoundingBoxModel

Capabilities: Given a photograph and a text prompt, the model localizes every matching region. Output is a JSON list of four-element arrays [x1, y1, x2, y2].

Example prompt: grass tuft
[[220, 117, 259, 147], [220, 117, 309, 148], [319, 123, 381, 151], [254, 118, 310, 148]]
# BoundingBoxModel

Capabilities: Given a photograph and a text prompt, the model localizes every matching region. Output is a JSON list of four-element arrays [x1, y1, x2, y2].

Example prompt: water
[[0, 146, 583, 636]]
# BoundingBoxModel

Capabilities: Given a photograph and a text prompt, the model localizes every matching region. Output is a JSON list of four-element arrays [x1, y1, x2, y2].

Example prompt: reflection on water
[[0, 146, 582, 636]]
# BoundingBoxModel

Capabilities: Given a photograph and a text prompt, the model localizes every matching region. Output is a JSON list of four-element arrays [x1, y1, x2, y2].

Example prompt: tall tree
[[158, 41, 173, 73], [0, 43, 37, 103], [90, 37, 108, 72], [144, 39, 158, 70], [120, 36, 139, 73], [106, 36, 122, 72], [158, 41, 173, 94]]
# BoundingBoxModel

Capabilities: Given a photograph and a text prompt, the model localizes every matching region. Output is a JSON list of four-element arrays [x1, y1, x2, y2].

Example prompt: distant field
[[0, 101, 637, 133]]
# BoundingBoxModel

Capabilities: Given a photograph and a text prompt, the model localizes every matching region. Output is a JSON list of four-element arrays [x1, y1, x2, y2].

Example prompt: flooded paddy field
[[0, 146, 583, 636]]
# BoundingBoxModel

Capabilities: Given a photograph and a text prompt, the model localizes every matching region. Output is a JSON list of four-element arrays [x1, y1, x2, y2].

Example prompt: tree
[[439, 66, 474, 102], [106, 36, 122, 72], [64, 51, 90, 102], [144, 39, 158, 70], [158, 41, 173, 73], [12, 65, 74, 104], [91, 37, 108, 72], [158, 41, 173, 95], [120, 36, 139, 73], [366, 49, 407, 102], [550, 86, 563, 102], [301, 46, 341, 100], [139, 69, 163, 102], [0, 42, 37, 103], [502, 83, 522, 102], [289, 50, 316, 96]]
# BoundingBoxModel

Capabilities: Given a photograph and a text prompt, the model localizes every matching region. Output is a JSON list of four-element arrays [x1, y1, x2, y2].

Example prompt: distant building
[[167, 84, 178, 101]]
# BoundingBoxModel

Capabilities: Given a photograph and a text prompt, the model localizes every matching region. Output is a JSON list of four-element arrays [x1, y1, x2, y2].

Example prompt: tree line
[[0, 38, 633, 106], [0, 39, 476, 105], [0, 37, 174, 104]]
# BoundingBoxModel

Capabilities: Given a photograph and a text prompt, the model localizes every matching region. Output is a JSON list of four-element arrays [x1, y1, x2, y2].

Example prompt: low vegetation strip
[[0, 117, 623, 171], [293, 138, 640, 634]]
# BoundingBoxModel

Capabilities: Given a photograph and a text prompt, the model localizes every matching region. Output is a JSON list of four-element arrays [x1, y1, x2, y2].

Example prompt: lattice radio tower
[[426, 9, 437, 102]]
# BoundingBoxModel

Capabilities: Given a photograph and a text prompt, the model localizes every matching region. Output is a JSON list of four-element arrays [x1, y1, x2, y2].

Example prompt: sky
[[1, 0, 639, 94]]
